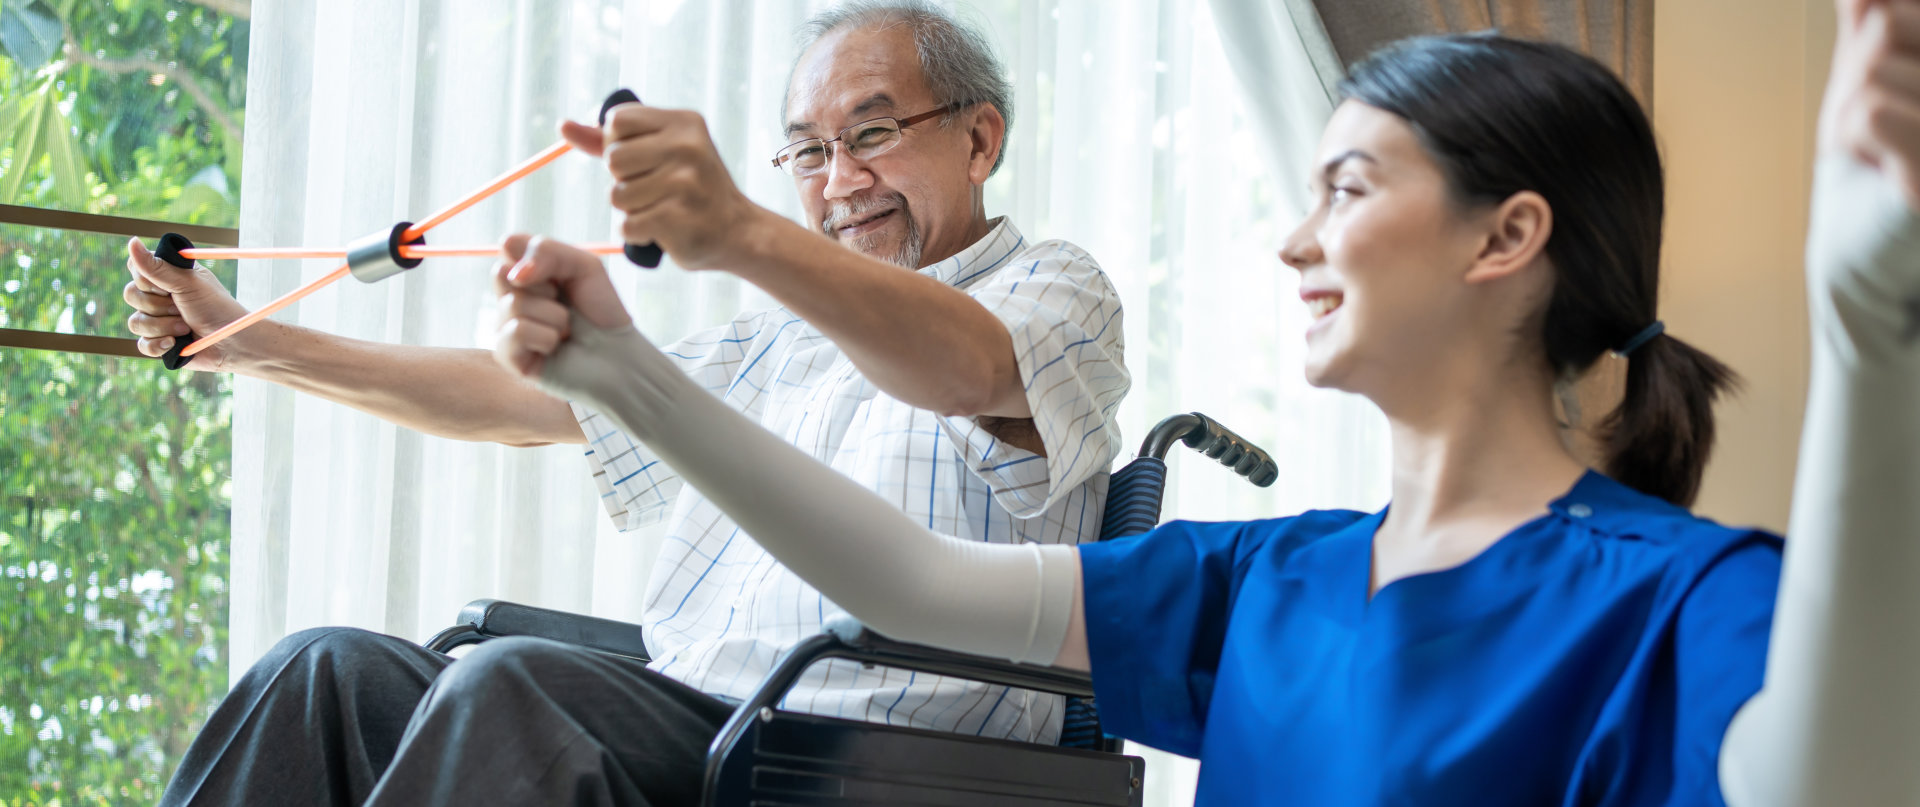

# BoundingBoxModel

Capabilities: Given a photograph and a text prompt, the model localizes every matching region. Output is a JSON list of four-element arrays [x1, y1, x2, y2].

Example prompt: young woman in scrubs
[[489, 23, 1920, 804]]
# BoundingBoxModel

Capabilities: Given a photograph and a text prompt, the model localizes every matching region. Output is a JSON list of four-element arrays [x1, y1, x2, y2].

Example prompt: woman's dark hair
[[1339, 34, 1737, 507]]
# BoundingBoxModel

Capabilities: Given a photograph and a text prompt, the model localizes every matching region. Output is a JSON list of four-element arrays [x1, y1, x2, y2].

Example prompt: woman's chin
[[1301, 358, 1337, 389]]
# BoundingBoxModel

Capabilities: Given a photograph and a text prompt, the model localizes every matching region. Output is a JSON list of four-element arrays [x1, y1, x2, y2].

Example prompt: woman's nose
[[1279, 217, 1322, 270]]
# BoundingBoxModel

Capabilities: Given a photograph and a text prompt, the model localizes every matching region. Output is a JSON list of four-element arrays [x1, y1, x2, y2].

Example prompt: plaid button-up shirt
[[574, 218, 1129, 743]]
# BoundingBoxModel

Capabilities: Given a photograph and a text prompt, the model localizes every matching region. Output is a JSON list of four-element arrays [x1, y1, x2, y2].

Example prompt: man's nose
[[821, 147, 875, 199]]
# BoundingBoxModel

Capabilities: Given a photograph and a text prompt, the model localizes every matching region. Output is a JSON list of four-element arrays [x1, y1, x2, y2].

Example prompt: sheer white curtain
[[233, 0, 1385, 803]]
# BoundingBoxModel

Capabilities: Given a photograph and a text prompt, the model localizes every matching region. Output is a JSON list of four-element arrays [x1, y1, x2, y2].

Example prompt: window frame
[[0, 202, 239, 359]]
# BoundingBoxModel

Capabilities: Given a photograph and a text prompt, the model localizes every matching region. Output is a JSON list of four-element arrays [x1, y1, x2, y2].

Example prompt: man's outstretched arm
[[123, 237, 584, 447]]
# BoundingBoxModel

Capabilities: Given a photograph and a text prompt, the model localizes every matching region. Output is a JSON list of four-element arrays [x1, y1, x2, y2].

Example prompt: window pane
[[0, 0, 247, 227], [0, 349, 232, 802], [0, 222, 238, 340]]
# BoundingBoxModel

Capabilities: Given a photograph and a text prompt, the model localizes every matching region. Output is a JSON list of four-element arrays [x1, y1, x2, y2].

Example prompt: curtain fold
[[233, 3, 1376, 803], [1206, 0, 1341, 212], [1308, 0, 1654, 104]]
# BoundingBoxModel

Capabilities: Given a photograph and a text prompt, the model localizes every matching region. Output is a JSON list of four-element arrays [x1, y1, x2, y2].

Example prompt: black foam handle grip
[[599, 88, 663, 269], [153, 233, 199, 370]]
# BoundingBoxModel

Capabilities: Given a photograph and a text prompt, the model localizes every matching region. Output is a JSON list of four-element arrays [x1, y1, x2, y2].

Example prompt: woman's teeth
[[1307, 295, 1343, 319]]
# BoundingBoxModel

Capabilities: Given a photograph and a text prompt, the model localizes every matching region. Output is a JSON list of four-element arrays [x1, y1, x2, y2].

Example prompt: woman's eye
[[1330, 186, 1361, 203]]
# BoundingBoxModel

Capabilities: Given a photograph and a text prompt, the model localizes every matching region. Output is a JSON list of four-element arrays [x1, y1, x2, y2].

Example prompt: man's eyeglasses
[[771, 105, 956, 178]]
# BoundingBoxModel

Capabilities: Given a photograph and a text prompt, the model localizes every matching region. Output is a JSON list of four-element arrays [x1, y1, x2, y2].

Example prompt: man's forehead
[[785, 27, 932, 134]]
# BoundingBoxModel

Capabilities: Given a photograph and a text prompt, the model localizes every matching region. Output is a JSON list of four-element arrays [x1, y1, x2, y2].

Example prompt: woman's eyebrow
[[1319, 149, 1377, 185]]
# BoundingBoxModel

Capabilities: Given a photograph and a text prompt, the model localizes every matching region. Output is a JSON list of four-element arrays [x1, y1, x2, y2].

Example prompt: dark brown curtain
[[1310, 0, 1653, 106]]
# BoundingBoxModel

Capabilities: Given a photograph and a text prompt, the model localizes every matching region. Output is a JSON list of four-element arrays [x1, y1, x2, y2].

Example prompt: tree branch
[[187, 0, 251, 20], [60, 32, 244, 147]]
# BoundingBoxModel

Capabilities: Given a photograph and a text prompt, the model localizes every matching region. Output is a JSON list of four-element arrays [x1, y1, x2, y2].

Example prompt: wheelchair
[[425, 412, 1278, 806]]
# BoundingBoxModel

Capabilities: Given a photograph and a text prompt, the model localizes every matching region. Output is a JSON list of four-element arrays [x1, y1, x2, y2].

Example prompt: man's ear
[[965, 103, 1006, 185], [1464, 190, 1553, 284]]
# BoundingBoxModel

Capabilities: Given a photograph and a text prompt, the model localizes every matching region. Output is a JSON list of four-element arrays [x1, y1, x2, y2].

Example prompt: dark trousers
[[158, 627, 734, 807]]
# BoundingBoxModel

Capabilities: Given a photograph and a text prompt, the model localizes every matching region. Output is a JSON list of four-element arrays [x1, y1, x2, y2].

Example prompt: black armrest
[[704, 616, 1095, 796], [817, 615, 1095, 696], [444, 598, 650, 661]]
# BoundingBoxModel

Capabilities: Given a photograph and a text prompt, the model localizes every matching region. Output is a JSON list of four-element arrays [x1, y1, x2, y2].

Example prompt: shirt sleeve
[[574, 309, 778, 531], [1074, 519, 1259, 757], [937, 241, 1130, 518], [1668, 535, 1783, 804]]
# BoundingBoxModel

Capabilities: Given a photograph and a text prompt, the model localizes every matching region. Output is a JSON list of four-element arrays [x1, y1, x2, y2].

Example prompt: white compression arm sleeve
[[539, 315, 1080, 667], [1720, 156, 1920, 805]]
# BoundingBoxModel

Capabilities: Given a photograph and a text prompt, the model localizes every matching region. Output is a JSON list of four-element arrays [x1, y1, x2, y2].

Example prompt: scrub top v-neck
[[1076, 470, 1782, 806]]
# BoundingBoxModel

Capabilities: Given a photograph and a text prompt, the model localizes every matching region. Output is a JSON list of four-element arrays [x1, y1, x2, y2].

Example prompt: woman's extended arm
[[1719, 3, 1920, 802], [494, 235, 1093, 670]]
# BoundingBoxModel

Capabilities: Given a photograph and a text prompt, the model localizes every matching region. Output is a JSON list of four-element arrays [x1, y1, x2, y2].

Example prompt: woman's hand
[[1823, 0, 1920, 206], [491, 234, 635, 382]]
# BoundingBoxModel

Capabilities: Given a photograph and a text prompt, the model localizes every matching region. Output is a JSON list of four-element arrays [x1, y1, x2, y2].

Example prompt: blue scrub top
[[1078, 470, 1782, 806]]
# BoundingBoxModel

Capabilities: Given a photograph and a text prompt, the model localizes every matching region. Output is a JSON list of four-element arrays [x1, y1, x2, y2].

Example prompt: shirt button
[[1568, 503, 1593, 518]]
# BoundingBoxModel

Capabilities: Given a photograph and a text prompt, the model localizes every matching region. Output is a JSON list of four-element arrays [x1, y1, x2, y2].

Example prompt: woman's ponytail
[[1602, 334, 1739, 507]]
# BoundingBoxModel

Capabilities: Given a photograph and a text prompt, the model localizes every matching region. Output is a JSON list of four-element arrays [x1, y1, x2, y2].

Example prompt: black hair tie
[[1615, 320, 1664, 357]]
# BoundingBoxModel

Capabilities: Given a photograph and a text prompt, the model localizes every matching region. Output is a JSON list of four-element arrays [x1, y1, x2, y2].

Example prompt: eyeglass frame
[[770, 104, 960, 177]]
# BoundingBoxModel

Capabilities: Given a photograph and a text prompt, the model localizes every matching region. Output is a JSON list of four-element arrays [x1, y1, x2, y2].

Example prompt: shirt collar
[[918, 216, 1027, 290]]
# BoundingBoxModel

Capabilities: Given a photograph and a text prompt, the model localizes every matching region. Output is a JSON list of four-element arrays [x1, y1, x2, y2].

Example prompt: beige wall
[[1650, 0, 1835, 533]]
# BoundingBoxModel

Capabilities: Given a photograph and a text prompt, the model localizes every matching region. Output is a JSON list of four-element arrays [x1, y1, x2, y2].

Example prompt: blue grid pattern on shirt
[[572, 219, 1130, 744]]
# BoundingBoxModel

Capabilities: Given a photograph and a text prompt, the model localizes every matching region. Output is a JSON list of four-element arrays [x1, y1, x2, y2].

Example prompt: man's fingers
[[126, 238, 166, 295], [128, 311, 193, 339], [602, 104, 674, 143], [619, 205, 667, 251], [135, 336, 175, 358], [124, 280, 179, 316], [609, 162, 685, 213], [559, 119, 607, 157], [604, 138, 678, 185]]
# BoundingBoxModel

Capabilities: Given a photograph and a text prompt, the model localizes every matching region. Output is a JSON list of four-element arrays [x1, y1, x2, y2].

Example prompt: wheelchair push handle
[[1140, 412, 1280, 487], [598, 89, 664, 269]]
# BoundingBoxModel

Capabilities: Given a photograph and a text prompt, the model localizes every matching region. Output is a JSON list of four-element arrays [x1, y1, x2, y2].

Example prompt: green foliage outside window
[[0, 0, 247, 803]]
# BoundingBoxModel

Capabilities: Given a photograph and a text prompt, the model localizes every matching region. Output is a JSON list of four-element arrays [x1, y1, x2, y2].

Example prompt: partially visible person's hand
[[122, 237, 250, 371], [491, 234, 635, 380], [559, 104, 776, 271], [1823, 0, 1920, 206]]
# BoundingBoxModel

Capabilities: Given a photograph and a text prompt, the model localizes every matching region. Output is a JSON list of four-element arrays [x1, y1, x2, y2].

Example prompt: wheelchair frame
[[425, 412, 1277, 806]]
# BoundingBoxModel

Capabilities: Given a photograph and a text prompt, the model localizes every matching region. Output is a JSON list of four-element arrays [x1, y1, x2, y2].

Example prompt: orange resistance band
[[179, 140, 604, 359], [176, 243, 627, 262]]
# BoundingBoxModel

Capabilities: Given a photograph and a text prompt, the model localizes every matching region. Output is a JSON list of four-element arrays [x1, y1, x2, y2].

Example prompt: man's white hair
[[785, 0, 1014, 176]]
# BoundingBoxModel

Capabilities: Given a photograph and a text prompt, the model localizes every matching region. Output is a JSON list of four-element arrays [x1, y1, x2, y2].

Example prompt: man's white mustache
[[823, 195, 909, 233]]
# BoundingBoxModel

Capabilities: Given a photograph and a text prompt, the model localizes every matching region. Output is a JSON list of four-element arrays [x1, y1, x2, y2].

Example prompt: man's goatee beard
[[822, 194, 925, 269]]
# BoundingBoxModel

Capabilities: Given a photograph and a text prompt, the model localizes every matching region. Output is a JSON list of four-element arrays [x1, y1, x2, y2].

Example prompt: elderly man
[[134, 1, 1127, 805]]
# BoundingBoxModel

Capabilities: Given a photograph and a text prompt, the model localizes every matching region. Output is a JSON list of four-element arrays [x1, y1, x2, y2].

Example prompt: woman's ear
[[966, 104, 1007, 185], [1464, 190, 1553, 284]]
